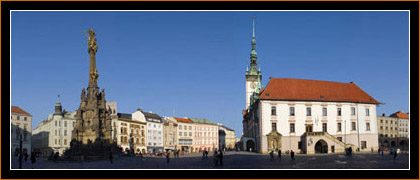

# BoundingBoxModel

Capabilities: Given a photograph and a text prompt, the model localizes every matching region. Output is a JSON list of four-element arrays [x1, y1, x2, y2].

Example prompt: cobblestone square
[[11, 151, 409, 169]]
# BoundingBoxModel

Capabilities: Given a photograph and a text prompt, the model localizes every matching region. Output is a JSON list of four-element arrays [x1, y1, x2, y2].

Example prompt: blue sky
[[11, 11, 409, 137]]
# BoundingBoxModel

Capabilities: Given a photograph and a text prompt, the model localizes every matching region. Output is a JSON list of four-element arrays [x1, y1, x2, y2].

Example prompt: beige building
[[377, 114, 399, 148], [390, 111, 409, 150], [112, 111, 147, 154], [190, 118, 219, 152], [162, 117, 178, 151], [32, 100, 77, 157], [11, 106, 32, 156], [218, 123, 236, 150], [174, 117, 194, 152], [108, 103, 147, 154]]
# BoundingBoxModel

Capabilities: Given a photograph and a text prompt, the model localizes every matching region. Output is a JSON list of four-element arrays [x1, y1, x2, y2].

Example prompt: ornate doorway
[[246, 140, 255, 152], [315, 139, 328, 153]]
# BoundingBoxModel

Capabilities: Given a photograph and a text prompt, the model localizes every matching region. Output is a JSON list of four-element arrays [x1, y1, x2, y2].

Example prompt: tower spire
[[252, 16, 255, 39]]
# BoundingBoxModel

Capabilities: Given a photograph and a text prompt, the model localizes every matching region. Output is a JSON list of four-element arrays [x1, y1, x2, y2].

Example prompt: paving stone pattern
[[11, 151, 409, 169]]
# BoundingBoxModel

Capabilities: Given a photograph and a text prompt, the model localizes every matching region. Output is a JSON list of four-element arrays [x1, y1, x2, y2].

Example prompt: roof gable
[[390, 111, 409, 119], [259, 78, 380, 104], [143, 112, 162, 123], [174, 117, 193, 123], [11, 106, 32, 116]]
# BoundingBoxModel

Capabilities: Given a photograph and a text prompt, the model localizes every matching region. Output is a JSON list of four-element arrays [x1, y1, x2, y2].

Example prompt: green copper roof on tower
[[251, 16, 257, 57]]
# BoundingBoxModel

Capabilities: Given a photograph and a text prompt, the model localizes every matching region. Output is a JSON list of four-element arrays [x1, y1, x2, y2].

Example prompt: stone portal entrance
[[246, 140, 255, 152], [315, 139, 328, 153]]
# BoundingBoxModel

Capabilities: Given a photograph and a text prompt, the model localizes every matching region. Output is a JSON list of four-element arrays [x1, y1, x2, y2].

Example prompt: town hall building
[[241, 17, 380, 154]]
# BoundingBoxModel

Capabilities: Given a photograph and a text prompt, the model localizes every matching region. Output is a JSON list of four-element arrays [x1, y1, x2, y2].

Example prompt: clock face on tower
[[250, 82, 256, 90]]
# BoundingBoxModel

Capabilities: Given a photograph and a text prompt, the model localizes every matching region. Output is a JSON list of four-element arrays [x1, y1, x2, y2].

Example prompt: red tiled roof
[[390, 111, 409, 119], [11, 106, 32, 116], [259, 78, 380, 104], [174, 117, 193, 123]]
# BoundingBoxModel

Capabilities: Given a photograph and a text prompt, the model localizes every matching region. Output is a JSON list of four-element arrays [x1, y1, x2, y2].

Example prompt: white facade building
[[241, 17, 380, 154], [243, 78, 381, 154], [144, 111, 164, 153], [32, 101, 76, 157]]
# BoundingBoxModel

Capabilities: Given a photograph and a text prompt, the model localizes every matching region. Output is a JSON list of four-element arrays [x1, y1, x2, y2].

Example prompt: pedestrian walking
[[278, 149, 282, 160], [166, 151, 170, 163], [174, 150, 177, 158], [371, 147, 374, 153], [393, 149, 397, 162], [30, 152, 36, 169], [176, 150, 180, 158], [378, 148, 380, 155], [24, 152, 28, 162], [214, 150, 219, 166], [202, 150, 206, 160], [205, 150, 209, 159], [381, 149, 384, 156], [269, 150, 275, 161], [109, 152, 113, 164], [219, 149, 224, 166], [290, 150, 295, 160]]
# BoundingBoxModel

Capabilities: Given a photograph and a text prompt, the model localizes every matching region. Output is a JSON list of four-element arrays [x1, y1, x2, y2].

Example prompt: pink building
[[190, 118, 219, 152]]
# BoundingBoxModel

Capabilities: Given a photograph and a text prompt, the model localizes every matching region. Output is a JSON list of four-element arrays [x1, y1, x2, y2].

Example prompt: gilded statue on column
[[86, 28, 98, 54]]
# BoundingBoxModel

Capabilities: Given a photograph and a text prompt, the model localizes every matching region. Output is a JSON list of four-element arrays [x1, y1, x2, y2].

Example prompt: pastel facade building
[[190, 118, 219, 152], [162, 117, 178, 151], [390, 111, 409, 150], [115, 111, 147, 154], [174, 117, 194, 152], [377, 114, 399, 148]]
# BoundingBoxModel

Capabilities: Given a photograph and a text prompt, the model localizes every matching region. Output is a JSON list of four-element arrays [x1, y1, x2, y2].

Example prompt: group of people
[[269, 149, 294, 161], [213, 149, 224, 166], [17, 151, 37, 169]]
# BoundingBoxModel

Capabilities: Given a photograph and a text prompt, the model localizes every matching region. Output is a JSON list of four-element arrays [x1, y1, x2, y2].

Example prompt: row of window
[[179, 132, 193, 137], [148, 123, 162, 128], [380, 119, 398, 124], [54, 121, 76, 128], [379, 126, 408, 132], [195, 127, 217, 131], [55, 129, 68, 136], [121, 136, 145, 144], [179, 125, 192, 130], [54, 139, 67, 145], [147, 142, 162, 146], [271, 106, 369, 117], [271, 122, 370, 133], [12, 115, 28, 121], [147, 136, 162, 140]]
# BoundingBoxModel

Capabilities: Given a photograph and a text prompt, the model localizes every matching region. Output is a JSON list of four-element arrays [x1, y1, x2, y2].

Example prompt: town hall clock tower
[[245, 16, 262, 109]]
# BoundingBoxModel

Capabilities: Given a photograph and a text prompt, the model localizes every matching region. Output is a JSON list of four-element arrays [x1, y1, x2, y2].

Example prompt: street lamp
[[16, 128, 23, 169]]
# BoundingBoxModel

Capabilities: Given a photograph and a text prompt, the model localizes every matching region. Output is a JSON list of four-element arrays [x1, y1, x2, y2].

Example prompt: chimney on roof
[[350, 81, 354, 84], [382, 113, 385, 117]]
